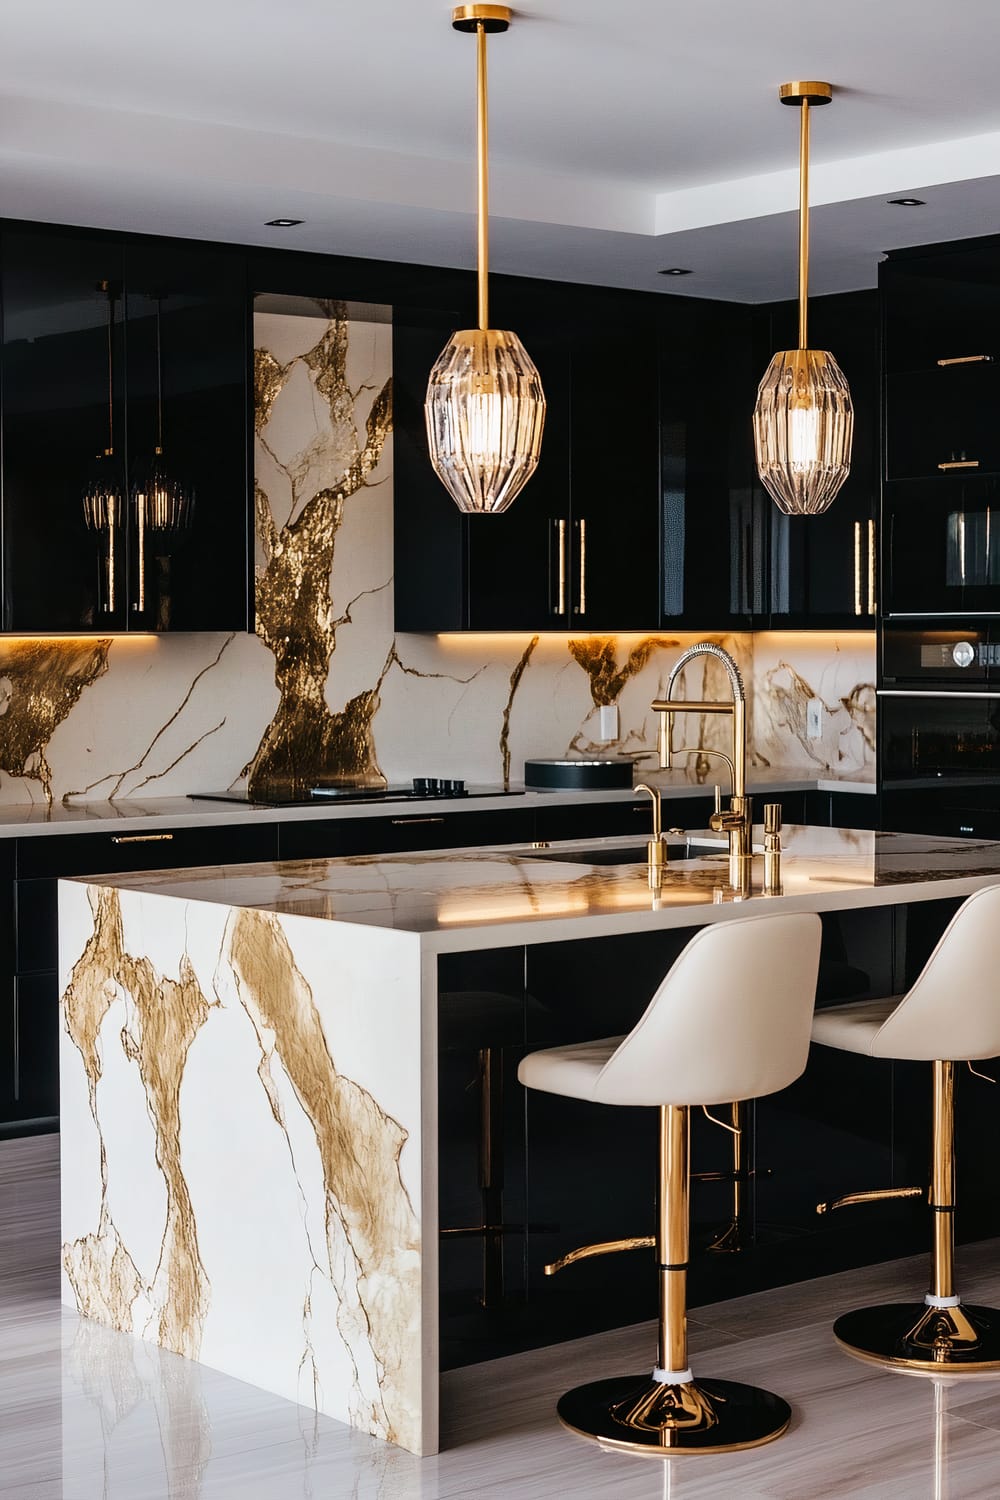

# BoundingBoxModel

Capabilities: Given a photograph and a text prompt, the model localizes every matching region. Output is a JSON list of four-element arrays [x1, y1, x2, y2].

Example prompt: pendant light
[[82, 280, 123, 613], [130, 297, 194, 616], [132, 298, 193, 519], [753, 82, 853, 516], [424, 4, 545, 515]]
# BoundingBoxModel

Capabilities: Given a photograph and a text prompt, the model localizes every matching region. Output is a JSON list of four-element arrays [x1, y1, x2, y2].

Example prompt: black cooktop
[[188, 780, 523, 809]]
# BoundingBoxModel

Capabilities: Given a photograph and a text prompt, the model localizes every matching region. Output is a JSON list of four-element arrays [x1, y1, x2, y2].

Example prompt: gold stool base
[[557, 1374, 791, 1455], [834, 1303, 1000, 1373]]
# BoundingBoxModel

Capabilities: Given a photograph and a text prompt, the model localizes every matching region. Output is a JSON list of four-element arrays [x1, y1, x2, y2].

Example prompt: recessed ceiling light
[[658, 267, 692, 276], [266, 218, 303, 227], [887, 197, 925, 207]]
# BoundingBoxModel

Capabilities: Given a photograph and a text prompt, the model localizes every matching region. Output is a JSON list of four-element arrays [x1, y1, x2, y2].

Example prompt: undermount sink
[[525, 842, 717, 866]]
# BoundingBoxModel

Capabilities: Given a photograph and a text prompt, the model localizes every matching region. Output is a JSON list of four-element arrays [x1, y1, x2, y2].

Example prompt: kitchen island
[[57, 827, 1000, 1455]]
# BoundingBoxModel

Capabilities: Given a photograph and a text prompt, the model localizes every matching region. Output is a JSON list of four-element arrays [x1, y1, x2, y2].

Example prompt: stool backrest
[[591, 912, 822, 1107], [870, 884, 1000, 1061]]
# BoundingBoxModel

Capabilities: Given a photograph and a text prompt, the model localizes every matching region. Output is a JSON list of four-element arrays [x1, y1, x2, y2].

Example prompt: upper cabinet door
[[658, 298, 760, 631], [1, 228, 251, 635], [464, 303, 572, 631], [124, 242, 251, 632], [884, 250, 1000, 483], [568, 298, 660, 630], [763, 290, 879, 627], [2, 230, 128, 633]]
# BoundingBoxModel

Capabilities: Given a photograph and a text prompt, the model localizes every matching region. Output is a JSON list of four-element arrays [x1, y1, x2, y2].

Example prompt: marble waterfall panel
[[58, 879, 429, 1454]]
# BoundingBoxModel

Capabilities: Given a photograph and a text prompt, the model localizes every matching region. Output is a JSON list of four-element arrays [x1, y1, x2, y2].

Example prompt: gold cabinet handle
[[938, 459, 980, 470], [110, 832, 175, 844], [557, 518, 566, 614], [853, 518, 877, 616], [576, 518, 587, 615], [936, 354, 993, 366], [389, 816, 446, 826]]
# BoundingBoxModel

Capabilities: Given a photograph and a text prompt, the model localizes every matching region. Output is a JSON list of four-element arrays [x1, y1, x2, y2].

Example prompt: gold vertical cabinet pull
[[853, 518, 877, 616], [936, 354, 993, 366], [110, 832, 175, 845], [136, 492, 145, 612], [938, 459, 980, 471], [556, 517, 567, 614], [575, 518, 587, 615]]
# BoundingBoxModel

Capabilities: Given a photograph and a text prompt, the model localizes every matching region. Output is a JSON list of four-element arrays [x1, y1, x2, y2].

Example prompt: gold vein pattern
[[248, 305, 393, 799], [60, 881, 426, 1452], [0, 639, 110, 800]]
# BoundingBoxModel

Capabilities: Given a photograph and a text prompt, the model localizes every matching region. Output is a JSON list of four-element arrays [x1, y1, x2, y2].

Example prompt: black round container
[[524, 758, 634, 791]]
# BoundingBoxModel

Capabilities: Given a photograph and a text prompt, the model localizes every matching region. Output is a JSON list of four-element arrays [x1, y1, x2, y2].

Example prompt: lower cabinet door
[[13, 973, 59, 1123]]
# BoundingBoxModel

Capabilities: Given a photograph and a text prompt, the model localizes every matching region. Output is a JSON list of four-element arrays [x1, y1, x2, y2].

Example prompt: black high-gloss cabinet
[[883, 242, 1000, 481], [124, 241, 250, 632], [757, 289, 879, 627], [882, 239, 1000, 619], [1, 231, 129, 632], [393, 279, 661, 632], [1, 227, 251, 633], [658, 297, 761, 630]]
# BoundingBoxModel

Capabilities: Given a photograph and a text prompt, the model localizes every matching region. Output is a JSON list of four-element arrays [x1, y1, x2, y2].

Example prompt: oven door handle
[[877, 689, 1000, 699]]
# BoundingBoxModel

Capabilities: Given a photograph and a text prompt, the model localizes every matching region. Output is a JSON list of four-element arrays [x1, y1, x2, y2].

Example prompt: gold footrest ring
[[557, 1373, 791, 1455], [834, 1302, 1000, 1373]]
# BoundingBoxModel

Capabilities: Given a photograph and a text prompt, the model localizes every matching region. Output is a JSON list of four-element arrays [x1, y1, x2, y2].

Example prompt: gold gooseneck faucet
[[652, 642, 752, 889]]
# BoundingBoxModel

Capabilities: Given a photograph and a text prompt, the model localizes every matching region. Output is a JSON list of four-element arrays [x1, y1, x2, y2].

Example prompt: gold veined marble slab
[[71, 827, 1000, 952], [59, 882, 429, 1454]]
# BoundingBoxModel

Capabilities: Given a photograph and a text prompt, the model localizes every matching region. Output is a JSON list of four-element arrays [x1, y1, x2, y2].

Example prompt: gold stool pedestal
[[558, 1374, 790, 1455], [556, 1104, 793, 1457], [835, 1302, 1000, 1373]]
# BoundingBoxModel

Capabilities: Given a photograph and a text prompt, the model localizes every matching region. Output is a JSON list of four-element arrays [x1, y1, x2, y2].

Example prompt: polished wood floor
[[5, 1133, 1000, 1498]]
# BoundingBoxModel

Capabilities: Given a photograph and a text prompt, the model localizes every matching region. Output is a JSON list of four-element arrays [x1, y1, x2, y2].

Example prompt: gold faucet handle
[[764, 802, 782, 840], [710, 808, 744, 832]]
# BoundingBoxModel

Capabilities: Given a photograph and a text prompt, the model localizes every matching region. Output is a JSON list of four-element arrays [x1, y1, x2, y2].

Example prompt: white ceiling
[[3, 0, 1000, 300]]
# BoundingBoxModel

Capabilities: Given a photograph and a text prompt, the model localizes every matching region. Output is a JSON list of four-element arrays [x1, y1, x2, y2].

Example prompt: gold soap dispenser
[[763, 802, 783, 896]]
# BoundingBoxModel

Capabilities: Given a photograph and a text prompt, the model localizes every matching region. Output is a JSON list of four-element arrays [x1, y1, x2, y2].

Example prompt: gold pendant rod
[[476, 20, 489, 332], [798, 98, 809, 350]]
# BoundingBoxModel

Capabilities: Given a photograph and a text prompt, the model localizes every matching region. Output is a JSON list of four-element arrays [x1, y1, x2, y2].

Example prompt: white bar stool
[[811, 884, 1000, 1372], [518, 911, 822, 1455]]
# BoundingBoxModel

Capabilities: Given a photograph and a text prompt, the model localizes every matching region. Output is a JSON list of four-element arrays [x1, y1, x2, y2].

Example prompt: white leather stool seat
[[810, 886, 1000, 1063], [810, 996, 903, 1055], [518, 1037, 625, 1101], [518, 913, 823, 1108]]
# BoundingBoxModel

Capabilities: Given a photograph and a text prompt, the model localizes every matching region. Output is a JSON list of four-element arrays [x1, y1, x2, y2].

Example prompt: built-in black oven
[[883, 476, 1000, 619], [879, 621, 1000, 836]]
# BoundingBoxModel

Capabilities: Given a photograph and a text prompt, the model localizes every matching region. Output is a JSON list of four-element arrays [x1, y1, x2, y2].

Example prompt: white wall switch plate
[[806, 698, 823, 739], [598, 704, 619, 742]]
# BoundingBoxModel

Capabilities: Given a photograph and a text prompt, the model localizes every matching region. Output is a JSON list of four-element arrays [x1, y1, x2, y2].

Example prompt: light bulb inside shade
[[753, 348, 853, 516], [425, 328, 546, 514]]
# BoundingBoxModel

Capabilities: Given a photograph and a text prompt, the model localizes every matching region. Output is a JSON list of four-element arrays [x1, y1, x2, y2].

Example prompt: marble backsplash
[[0, 301, 875, 806]]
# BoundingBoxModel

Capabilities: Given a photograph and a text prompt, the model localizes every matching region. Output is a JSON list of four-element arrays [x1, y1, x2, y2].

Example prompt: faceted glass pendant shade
[[753, 348, 854, 515], [425, 328, 546, 514]]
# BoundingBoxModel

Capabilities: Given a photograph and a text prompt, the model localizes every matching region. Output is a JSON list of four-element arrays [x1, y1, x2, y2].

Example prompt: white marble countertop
[[0, 765, 875, 839], [74, 824, 997, 955]]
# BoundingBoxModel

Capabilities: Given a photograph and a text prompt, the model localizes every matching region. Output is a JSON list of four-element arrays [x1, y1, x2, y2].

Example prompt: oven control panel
[[918, 640, 997, 669], [884, 625, 995, 684]]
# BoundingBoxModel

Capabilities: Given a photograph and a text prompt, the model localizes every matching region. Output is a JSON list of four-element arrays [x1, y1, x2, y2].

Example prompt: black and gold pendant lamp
[[753, 82, 854, 516], [424, 4, 545, 515], [131, 298, 194, 540]]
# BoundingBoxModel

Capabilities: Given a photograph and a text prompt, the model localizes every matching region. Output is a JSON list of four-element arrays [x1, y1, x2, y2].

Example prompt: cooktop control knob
[[952, 641, 976, 668]]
